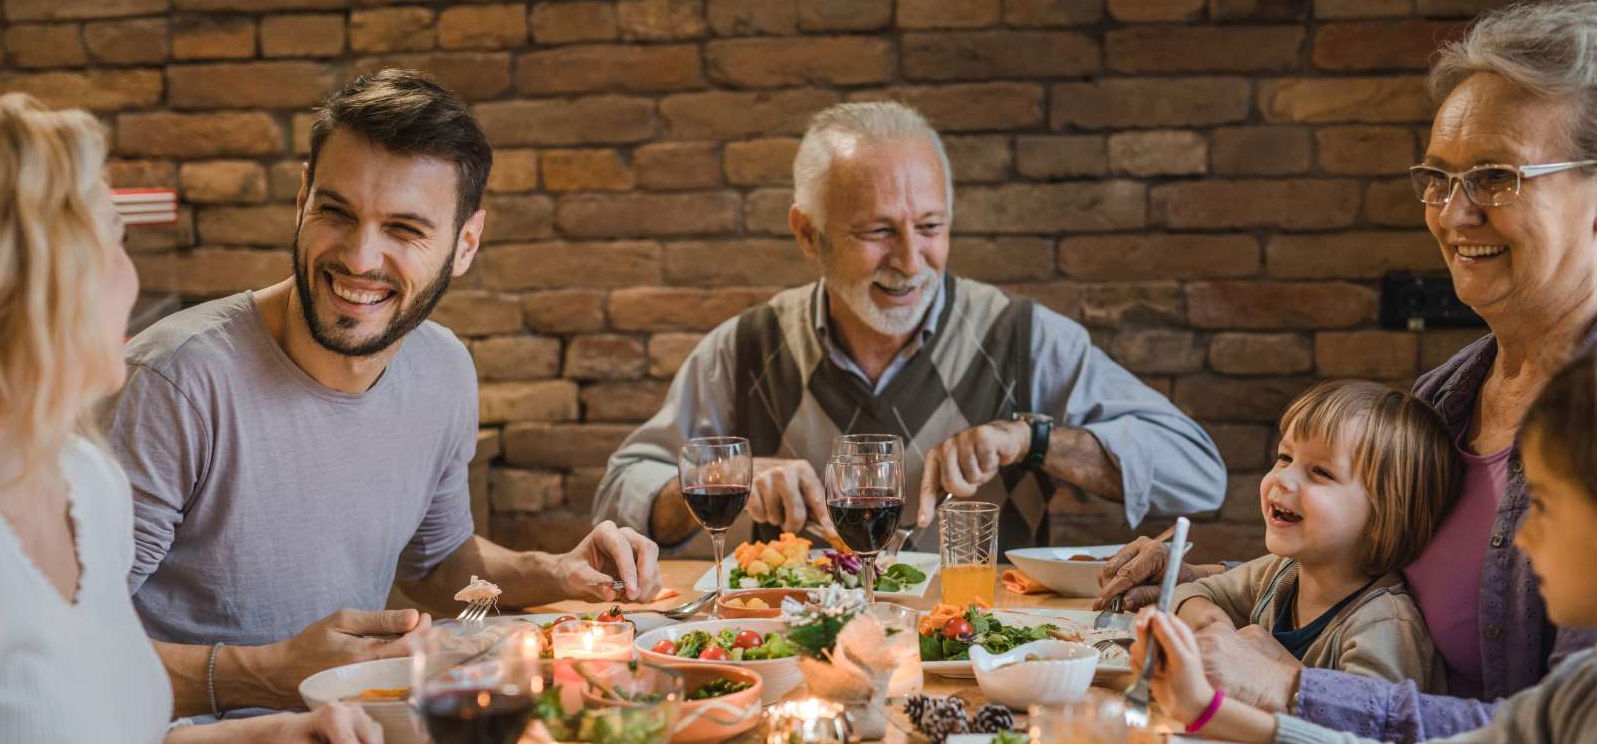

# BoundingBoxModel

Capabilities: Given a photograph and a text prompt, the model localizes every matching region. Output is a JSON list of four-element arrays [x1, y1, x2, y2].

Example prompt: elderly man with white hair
[[596, 101, 1225, 552]]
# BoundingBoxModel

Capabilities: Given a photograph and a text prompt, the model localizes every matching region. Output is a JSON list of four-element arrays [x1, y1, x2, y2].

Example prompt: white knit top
[[0, 438, 170, 743]]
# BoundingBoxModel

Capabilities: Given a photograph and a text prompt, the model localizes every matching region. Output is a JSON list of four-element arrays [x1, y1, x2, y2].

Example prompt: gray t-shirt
[[108, 292, 478, 646]]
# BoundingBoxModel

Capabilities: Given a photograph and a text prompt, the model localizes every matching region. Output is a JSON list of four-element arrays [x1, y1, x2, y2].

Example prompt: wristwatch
[[1010, 412, 1053, 469]]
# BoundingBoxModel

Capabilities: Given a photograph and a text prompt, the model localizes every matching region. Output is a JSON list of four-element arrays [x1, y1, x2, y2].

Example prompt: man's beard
[[292, 226, 455, 358], [818, 234, 941, 336]]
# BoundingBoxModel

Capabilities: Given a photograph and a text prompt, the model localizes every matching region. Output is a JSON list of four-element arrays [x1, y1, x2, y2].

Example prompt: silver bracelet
[[206, 642, 225, 719]]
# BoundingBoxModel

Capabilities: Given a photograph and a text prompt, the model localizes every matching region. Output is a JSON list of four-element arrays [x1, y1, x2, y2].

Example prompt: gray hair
[[791, 101, 953, 232], [1430, 1, 1597, 160]]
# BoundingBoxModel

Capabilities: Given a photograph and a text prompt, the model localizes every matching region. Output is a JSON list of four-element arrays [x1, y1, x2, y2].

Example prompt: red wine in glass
[[420, 688, 533, 744], [827, 487, 903, 554], [682, 484, 750, 531]]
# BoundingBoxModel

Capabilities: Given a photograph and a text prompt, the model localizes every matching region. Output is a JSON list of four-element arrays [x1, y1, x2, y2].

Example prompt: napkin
[[650, 587, 680, 602], [1001, 568, 1052, 594]]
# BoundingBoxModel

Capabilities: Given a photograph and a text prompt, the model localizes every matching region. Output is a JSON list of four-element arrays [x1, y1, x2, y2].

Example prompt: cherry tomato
[[597, 606, 625, 623], [698, 645, 730, 661], [733, 630, 764, 649], [942, 617, 973, 639], [651, 639, 677, 655]]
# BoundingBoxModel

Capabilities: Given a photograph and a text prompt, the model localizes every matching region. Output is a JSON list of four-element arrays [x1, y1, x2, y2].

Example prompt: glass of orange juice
[[938, 501, 998, 607]]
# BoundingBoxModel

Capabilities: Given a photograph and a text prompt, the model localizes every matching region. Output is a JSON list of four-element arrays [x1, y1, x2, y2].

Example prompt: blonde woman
[[0, 94, 381, 743]]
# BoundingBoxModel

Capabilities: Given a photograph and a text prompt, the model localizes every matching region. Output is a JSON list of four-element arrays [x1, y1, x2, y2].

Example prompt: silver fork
[[454, 597, 493, 625], [1124, 517, 1191, 730]]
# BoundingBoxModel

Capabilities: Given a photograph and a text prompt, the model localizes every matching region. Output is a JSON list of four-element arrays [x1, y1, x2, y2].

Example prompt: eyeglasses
[[1409, 160, 1597, 207]]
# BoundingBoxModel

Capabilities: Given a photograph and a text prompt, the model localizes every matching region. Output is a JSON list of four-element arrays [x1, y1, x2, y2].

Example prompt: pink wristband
[[1184, 688, 1224, 734]]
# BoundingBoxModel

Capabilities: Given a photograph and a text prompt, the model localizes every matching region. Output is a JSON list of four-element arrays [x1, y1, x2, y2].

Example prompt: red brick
[[947, 237, 1054, 283], [529, 1, 617, 44], [5, 0, 165, 21], [1316, 125, 1416, 174], [1004, 280, 1081, 320], [1051, 78, 1251, 129], [83, 19, 168, 64], [1014, 135, 1105, 178], [503, 422, 635, 469], [635, 142, 721, 190], [477, 97, 656, 146], [522, 290, 607, 334], [1060, 234, 1259, 280], [1420, 328, 1485, 369], [480, 380, 580, 424], [1206, 422, 1275, 471], [118, 112, 284, 157], [491, 511, 594, 553], [474, 335, 562, 380], [661, 88, 838, 140], [898, 0, 999, 28], [489, 467, 564, 512], [133, 249, 290, 298], [1211, 126, 1312, 175], [565, 334, 647, 380], [0, 69, 161, 111], [1314, 21, 1464, 71], [482, 194, 555, 242], [540, 149, 634, 192], [439, 4, 528, 50], [723, 138, 798, 186], [174, 0, 342, 9], [557, 192, 741, 238], [1316, 0, 1412, 17], [1109, 130, 1207, 176], [582, 380, 671, 422], [1414, 0, 1511, 15], [1005, 0, 1103, 25], [480, 241, 661, 290], [3, 24, 86, 68], [1078, 282, 1183, 326], [1365, 177, 1425, 227], [1265, 231, 1443, 279], [566, 466, 609, 513], [124, 208, 195, 254], [1109, 329, 1205, 374], [1174, 375, 1317, 422], [609, 287, 773, 331], [902, 31, 1098, 80], [944, 135, 1011, 182], [487, 148, 539, 193], [799, 0, 891, 30], [171, 15, 254, 60], [1108, 0, 1204, 21], [706, 0, 796, 35], [1260, 77, 1430, 123], [261, 13, 345, 57], [1211, 0, 1307, 20], [350, 7, 434, 53], [956, 182, 1146, 232], [107, 160, 178, 189], [1221, 473, 1265, 521], [1188, 281, 1376, 329], [1107, 27, 1304, 73], [292, 112, 315, 155], [180, 160, 268, 204], [352, 53, 512, 102], [850, 83, 1043, 132], [616, 0, 705, 39], [707, 36, 893, 88], [1152, 179, 1361, 230], [744, 188, 794, 235], [1209, 332, 1314, 374], [664, 239, 814, 286], [433, 290, 525, 336], [648, 332, 704, 377], [168, 62, 336, 110], [516, 44, 702, 94], [1315, 330, 1419, 378], [196, 205, 297, 246]]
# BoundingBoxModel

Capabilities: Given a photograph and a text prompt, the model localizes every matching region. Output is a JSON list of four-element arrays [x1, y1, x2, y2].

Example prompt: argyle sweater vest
[[732, 275, 1051, 549]]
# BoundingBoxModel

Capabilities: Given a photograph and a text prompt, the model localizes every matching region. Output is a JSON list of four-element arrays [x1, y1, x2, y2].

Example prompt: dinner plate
[[487, 612, 678, 635], [1006, 542, 1193, 598], [692, 550, 940, 599], [919, 609, 1134, 679]]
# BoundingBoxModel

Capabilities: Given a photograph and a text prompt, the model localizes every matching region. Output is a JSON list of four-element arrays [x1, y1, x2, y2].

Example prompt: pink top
[[1403, 437, 1511, 699]]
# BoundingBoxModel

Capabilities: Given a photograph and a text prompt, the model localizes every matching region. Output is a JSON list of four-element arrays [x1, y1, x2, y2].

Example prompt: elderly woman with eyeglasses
[[1091, 3, 1597, 741]]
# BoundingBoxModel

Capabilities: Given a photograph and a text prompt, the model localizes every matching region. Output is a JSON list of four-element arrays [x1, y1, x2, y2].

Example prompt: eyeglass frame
[[1408, 159, 1597, 207]]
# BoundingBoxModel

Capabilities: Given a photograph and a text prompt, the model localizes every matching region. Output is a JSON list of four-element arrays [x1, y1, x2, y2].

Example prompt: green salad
[[534, 685, 670, 744], [728, 552, 927, 593], [918, 605, 1057, 662], [651, 628, 798, 662], [688, 678, 754, 700]]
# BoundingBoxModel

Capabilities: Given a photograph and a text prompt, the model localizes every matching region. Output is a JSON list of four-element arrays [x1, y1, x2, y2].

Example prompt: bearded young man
[[597, 101, 1226, 553], [106, 70, 661, 718]]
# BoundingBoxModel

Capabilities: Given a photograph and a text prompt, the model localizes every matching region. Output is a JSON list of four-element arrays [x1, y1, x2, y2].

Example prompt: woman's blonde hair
[[1279, 380, 1461, 576], [0, 93, 115, 483]]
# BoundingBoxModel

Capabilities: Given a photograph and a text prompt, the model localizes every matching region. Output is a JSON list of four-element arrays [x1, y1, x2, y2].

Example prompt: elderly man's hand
[[1192, 622, 1300, 712], [916, 419, 1029, 526], [555, 520, 662, 602], [256, 608, 428, 708], [748, 457, 829, 534], [1092, 536, 1226, 610]]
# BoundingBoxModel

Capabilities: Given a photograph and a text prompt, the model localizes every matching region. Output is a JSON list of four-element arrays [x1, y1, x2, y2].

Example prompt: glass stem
[[710, 529, 727, 618], [861, 552, 877, 605]]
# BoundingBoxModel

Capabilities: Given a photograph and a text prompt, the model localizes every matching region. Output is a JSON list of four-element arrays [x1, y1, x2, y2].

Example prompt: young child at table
[[1171, 380, 1458, 691], [1135, 351, 1597, 742]]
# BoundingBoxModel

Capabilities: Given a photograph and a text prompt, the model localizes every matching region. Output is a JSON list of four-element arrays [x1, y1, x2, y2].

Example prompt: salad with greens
[[647, 628, 799, 662], [918, 603, 1058, 662], [728, 549, 928, 592], [534, 684, 670, 744]]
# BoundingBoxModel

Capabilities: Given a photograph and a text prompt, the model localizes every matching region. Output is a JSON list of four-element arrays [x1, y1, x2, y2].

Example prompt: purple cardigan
[[1293, 331, 1597, 741]]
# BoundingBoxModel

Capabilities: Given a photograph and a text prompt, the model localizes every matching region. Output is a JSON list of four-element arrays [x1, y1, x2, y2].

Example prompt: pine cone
[[970, 704, 1015, 734], [903, 694, 931, 728], [921, 708, 970, 744]]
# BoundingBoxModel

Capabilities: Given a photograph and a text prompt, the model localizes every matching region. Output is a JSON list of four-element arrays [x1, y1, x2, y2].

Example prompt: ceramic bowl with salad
[[693, 533, 937, 597], [917, 602, 1074, 679], [633, 619, 802, 705]]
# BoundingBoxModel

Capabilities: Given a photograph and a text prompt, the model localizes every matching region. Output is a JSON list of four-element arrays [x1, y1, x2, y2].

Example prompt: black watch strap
[[1014, 413, 1052, 469]]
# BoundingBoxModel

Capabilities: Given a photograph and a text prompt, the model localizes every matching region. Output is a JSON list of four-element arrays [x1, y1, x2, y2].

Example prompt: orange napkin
[[1001, 568, 1052, 595], [650, 587, 680, 602]]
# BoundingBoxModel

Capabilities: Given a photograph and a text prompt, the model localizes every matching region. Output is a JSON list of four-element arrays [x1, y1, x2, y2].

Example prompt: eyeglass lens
[[1410, 166, 1521, 207]]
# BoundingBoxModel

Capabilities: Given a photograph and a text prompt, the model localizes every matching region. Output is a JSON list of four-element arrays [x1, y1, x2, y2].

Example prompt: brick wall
[[2, 0, 1509, 563]]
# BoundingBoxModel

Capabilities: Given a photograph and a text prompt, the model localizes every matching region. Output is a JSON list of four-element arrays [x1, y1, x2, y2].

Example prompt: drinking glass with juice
[[938, 501, 999, 607]]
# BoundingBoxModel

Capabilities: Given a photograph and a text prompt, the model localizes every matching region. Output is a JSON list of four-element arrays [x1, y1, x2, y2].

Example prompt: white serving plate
[[632, 618, 802, 705], [919, 609, 1133, 679], [1005, 542, 1193, 598], [693, 550, 940, 599], [299, 658, 427, 744], [504, 611, 678, 635]]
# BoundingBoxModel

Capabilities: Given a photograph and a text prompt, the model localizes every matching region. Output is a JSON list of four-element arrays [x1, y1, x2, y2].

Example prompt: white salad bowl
[[634, 618, 803, 706], [1006, 542, 1193, 597], [299, 657, 427, 744], [969, 639, 1099, 710]]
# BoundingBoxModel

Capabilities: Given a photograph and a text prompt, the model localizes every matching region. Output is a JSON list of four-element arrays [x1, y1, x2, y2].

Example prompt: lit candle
[[550, 620, 634, 700], [765, 698, 854, 744]]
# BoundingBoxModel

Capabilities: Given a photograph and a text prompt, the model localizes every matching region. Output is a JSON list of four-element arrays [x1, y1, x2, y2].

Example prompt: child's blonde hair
[[0, 93, 115, 484], [1280, 380, 1460, 575]]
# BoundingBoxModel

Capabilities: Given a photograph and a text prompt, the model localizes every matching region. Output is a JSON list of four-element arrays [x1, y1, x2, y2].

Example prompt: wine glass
[[678, 436, 752, 618], [832, 433, 904, 460], [824, 453, 904, 604], [411, 624, 540, 744]]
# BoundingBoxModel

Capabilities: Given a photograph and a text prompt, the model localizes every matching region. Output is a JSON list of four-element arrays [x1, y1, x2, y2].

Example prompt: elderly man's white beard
[[827, 263, 942, 337]]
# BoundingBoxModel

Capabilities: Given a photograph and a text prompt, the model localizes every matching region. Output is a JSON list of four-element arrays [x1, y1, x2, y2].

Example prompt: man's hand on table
[[915, 420, 1029, 526], [1194, 622, 1299, 712], [748, 457, 830, 534], [1092, 536, 1226, 610], [242, 608, 428, 709], [553, 520, 661, 603]]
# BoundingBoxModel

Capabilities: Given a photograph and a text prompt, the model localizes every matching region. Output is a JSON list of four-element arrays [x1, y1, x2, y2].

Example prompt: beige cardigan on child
[[1172, 554, 1446, 693]]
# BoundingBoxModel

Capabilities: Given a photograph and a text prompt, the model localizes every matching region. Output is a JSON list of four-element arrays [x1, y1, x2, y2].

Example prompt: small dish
[[716, 588, 816, 618], [298, 657, 427, 744], [1005, 543, 1193, 597], [663, 663, 763, 744], [969, 640, 1099, 710], [634, 619, 802, 705]]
